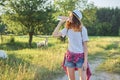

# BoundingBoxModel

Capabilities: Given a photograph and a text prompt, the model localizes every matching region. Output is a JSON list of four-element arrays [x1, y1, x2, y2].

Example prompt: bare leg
[[67, 67, 75, 80], [78, 68, 87, 80]]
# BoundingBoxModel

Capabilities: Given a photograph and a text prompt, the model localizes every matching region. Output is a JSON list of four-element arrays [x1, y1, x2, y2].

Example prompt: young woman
[[52, 9, 90, 80]]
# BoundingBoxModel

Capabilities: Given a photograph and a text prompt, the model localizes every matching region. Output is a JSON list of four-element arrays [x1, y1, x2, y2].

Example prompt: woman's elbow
[[52, 33, 58, 37], [52, 33, 55, 36], [52, 34, 57, 37], [52, 32, 61, 37]]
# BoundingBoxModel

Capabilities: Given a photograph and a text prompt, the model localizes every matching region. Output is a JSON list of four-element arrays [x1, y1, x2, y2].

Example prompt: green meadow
[[0, 35, 120, 80]]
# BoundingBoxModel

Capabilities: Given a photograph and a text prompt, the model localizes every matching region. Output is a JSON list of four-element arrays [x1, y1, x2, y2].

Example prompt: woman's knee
[[81, 71, 87, 80], [67, 67, 75, 80], [78, 69, 86, 80]]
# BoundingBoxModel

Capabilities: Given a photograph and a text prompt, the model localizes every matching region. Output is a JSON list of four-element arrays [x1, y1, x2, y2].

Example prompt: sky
[[87, 0, 120, 8], [0, 0, 120, 15]]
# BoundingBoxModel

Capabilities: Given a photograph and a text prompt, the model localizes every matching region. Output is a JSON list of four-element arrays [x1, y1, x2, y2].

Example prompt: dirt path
[[55, 59, 120, 80]]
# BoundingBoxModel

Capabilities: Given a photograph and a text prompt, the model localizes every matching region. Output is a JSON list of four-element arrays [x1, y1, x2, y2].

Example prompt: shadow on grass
[[0, 41, 33, 50], [105, 42, 119, 50], [96, 41, 119, 50], [88, 41, 120, 61], [0, 41, 55, 51], [88, 51, 107, 61]]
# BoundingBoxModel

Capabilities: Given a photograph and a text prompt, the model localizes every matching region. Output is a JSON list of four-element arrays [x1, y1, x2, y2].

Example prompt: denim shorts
[[64, 58, 84, 68]]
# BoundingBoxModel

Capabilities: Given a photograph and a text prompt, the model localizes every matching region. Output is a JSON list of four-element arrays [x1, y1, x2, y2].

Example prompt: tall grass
[[89, 36, 120, 74], [0, 35, 67, 80], [0, 35, 120, 80], [97, 41, 120, 74]]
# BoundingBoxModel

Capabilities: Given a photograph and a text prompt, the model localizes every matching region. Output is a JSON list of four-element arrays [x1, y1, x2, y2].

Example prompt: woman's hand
[[59, 16, 68, 23], [82, 41, 88, 71], [82, 61, 87, 71]]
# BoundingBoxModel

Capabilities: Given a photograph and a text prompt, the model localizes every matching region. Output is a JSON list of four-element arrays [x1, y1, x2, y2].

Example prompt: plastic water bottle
[[57, 16, 68, 20], [57, 16, 63, 20]]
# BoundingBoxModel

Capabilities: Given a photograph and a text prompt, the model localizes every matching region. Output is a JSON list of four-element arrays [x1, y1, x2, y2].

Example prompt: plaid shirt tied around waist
[[65, 50, 84, 63]]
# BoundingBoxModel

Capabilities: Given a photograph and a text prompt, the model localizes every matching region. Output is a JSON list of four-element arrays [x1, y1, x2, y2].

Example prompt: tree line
[[0, 0, 120, 47], [88, 8, 120, 36]]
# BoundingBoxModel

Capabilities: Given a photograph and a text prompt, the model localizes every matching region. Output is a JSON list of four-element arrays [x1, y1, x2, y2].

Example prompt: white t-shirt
[[60, 26, 89, 53]]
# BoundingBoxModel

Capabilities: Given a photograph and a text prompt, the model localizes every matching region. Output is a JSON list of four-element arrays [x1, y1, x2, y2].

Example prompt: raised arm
[[52, 17, 68, 37], [52, 21, 64, 37]]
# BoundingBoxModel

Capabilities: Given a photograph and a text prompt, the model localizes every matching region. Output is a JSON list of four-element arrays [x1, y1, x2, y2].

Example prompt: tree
[[54, 0, 78, 15], [6, 0, 53, 47], [54, 0, 89, 17], [0, 0, 6, 6], [0, 23, 6, 43], [82, 5, 97, 26], [35, 6, 57, 35]]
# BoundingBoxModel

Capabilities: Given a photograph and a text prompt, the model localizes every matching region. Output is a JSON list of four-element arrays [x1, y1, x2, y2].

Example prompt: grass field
[[0, 35, 120, 80]]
